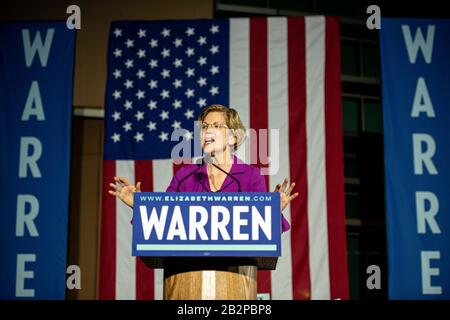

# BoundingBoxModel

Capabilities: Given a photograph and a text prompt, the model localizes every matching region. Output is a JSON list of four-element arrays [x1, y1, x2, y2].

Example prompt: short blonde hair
[[198, 104, 246, 151]]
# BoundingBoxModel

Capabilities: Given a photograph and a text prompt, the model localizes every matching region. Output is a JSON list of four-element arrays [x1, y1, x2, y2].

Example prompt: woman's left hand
[[274, 178, 299, 211]]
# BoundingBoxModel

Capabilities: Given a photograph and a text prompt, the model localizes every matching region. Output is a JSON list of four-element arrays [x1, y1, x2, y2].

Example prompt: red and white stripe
[[99, 16, 348, 300], [231, 16, 348, 300], [99, 159, 172, 300]]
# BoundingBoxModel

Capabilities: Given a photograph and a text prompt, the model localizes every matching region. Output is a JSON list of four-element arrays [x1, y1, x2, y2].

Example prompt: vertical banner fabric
[[0, 22, 75, 299], [381, 18, 450, 299]]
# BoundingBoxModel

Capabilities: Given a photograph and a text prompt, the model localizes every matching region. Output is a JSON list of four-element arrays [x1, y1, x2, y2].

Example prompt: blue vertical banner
[[0, 22, 75, 299], [381, 18, 450, 299]]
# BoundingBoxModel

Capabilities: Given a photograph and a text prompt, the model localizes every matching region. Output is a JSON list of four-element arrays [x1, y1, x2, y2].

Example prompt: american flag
[[99, 17, 349, 300]]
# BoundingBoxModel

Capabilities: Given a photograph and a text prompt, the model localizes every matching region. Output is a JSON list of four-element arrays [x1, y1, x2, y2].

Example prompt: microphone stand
[[175, 159, 204, 192]]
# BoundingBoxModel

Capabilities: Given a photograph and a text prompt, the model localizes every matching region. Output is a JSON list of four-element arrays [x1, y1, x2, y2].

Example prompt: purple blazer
[[166, 156, 291, 232]]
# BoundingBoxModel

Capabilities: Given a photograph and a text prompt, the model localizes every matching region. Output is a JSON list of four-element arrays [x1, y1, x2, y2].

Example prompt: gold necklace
[[208, 172, 222, 191], [208, 164, 228, 191], [211, 178, 220, 191]]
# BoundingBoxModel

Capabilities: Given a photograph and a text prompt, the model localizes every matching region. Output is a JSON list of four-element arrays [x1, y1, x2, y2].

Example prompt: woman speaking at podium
[[108, 104, 298, 300], [109, 104, 298, 232]]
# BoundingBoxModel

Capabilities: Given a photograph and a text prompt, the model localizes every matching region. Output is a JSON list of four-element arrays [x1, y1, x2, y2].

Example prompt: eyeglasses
[[200, 122, 229, 130]]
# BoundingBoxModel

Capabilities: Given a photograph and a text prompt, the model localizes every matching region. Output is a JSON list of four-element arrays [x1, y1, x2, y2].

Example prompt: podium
[[133, 192, 281, 300]]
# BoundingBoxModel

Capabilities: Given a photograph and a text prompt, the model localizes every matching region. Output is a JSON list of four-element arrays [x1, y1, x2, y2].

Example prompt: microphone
[[204, 153, 241, 192], [175, 159, 204, 192]]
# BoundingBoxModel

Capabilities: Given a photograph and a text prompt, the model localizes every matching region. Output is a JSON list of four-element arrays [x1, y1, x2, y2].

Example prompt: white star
[[113, 28, 122, 37], [184, 131, 193, 140], [135, 110, 145, 121], [111, 111, 121, 121], [113, 48, 122, 57], [172, 120, 182, 130], [124, 79, 133, 89], [149, 38, 158, 48], [136, 90, 145, 100], [136, 69, 146, 79], [184, 109, 194, 119], [125, 38, 134, 48], [124, 59, 134, 68], [111, 132, 121, 143], [161, 28, 171, 37], [185, 68, 195, 77], [123, 100, 133, 110], [197, 36, 207, 45], [113, 69, 122, 79], [173, 58, 183, 68], [197, 98, 207, 107], [172, 100, 182, 109], [185, 88, 195, 98], [173, 79, 182, 88], [149, 59, 158, 68], [173, 38, 183, 47], [210, 25, 219, 34], [123, 122, 132, 132], [185, 47, 195, 57], [148, 79, 158, 89], [185, 27, 195, 36], [147, 121, 157, 131], [197, 56, 207, 66], [137, 29, 146, 38], [197, 77, 207, 87], [209, 86, 219, 96], [147, 100, 157, 110], [159, 131, 169, 142], [112, 90, 121, 100], [134, 131, 144, 142], [161, 69, 170, 78], [209, 45, 219, 55], [161, 48, 171, 58], [136, 49, 146, 58], [160, 89, 170, 99], [210, 65, 219, 75], [159, 110, 170, 120]]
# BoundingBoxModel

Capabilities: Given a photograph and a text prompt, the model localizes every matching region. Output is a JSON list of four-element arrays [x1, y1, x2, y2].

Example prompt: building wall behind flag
[[0, 0, 214, 108], [67, 118, 104, 300], [0, 0, 213, 300]]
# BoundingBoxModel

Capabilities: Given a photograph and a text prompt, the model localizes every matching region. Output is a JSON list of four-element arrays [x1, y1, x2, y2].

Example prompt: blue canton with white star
[[104, 20, 229, 160]]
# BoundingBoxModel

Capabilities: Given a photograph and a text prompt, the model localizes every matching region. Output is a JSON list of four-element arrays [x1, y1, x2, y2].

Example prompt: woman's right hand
[[108, 177, 141, 208]]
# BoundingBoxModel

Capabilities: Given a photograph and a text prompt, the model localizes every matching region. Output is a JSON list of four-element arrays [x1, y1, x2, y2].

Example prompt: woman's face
[[200, 111, 234, 155]]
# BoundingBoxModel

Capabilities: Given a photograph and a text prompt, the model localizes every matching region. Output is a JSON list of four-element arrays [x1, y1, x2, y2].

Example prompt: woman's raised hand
[[274, 178, 299, 212], [108, 177, 141, 208]]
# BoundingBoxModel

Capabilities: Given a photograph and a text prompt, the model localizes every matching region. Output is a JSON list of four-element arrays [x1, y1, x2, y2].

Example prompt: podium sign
[[132, 192, 281, 257]]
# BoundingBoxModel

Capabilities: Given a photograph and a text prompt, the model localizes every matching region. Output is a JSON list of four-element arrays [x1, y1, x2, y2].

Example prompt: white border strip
[[136, 244, 278, 251]]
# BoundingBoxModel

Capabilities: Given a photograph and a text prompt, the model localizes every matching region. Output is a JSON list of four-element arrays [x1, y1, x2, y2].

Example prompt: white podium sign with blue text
[[132, 192, 281, 257]]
